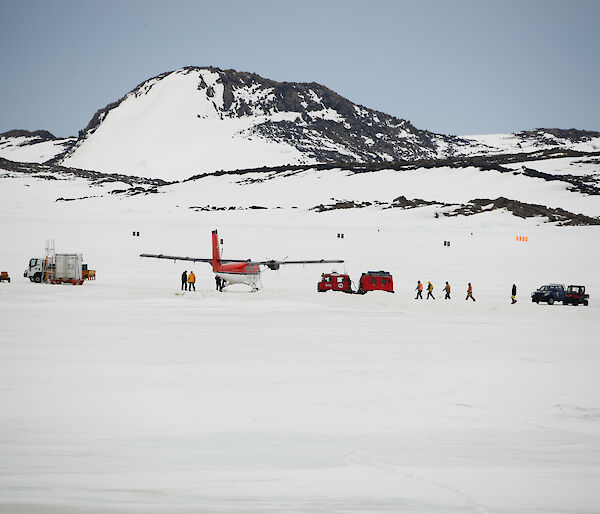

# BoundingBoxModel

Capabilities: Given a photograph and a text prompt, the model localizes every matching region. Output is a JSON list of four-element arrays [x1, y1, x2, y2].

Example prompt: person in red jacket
[[415, 280, 423, 299], [466, 282, 475, 301]]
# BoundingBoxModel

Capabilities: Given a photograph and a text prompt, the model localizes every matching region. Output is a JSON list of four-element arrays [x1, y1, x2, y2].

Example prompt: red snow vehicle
[[317, 271, 394, 294], [563, 285, 589, 306], [317, 272, 353, 293], [356, 271, 394, 294]]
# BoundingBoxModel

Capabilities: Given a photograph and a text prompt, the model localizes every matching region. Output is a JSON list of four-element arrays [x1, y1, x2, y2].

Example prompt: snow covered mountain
[[0, 129, 75, 164], [55, 66, 465, 180], [1, 67, 599, 181]]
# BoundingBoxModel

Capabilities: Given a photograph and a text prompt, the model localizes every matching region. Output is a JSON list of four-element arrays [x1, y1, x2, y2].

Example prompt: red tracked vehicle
[[356, 271, 394, 294], [317, 272, 353, 293], [317, 271, 394, 294]]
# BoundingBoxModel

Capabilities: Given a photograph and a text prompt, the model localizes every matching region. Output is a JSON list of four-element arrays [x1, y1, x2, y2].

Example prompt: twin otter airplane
[[141, 230, 344, 291]]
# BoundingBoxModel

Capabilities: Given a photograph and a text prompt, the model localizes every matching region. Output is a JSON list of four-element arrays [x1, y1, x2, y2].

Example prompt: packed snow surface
[[1, 160, 599, 513]]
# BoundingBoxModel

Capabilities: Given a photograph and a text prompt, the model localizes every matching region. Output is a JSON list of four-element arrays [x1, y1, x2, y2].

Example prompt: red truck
[[317, 272, 353, 293], [563, 285, 589, 306], [317, 271, 394, 294]]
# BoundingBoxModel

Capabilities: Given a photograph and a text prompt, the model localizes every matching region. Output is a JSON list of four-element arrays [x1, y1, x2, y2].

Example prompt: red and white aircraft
[[141, 229, 344, 291]]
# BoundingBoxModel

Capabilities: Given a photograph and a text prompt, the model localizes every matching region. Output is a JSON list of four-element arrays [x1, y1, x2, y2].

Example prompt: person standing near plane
[[427, 281, 435, 300], [215, 275, 222, 291], [181, 270, 188, 291], [511, 284, 517, 304], [444, 281, 451, 299], [466, 282, 475, 301], [415, 281, 423, 299], [188, 270, 196, 291]]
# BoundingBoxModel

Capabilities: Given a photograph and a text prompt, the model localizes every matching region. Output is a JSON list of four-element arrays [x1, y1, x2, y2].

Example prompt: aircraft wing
[[140, 253, 249, 263], [252, 259, 344, 270]]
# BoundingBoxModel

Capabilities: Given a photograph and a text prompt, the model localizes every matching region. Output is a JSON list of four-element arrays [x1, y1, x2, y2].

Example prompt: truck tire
[[34, 273, 42, 283], [584, 300, 589, 306], [548, 297, 554, 305]]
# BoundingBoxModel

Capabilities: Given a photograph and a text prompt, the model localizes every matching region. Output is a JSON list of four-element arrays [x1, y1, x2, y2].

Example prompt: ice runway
[[1, 270, 599, 513]]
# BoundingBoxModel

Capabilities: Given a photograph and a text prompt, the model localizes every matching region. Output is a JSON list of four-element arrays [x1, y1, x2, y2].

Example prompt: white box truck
[[24, 253, 84, 284], [55, 254, 83, 281]]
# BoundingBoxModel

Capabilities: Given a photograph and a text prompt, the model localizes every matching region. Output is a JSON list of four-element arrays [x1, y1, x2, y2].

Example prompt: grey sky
[[1, 0, 598, 137]]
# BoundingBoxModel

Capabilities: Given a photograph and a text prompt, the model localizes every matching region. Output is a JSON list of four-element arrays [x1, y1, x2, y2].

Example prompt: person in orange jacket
[[466, 282, 475, 301], [188, 270, 196, 291], [415, 280, 423, 299]]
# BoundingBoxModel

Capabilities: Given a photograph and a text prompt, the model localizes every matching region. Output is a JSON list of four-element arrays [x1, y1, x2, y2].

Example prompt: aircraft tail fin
[[212, 230, 221, 271]]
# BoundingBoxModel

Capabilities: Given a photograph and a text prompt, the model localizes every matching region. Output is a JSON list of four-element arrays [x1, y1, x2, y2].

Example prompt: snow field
[[1, 190, 600, 513]]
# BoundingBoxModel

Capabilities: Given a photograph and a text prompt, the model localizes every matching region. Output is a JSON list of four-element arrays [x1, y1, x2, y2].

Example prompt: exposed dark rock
[[186, 148, 600, 198], [443, 197, 600, 226], [33, 174, 61, 180], [56, 196, 97, 202], [311, 200, 375, 212], [0, 129, 58, 141], [517, 128, 600, 144], [109, 186, 159, 196], [309, 194, 599, 226], [519, 167, 600, 195], [0, 157, 170, 187], [387, 195, 447, 209], [189, 205, 270, 211]]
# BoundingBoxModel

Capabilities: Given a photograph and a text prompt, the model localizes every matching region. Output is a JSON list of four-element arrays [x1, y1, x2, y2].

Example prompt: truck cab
[[24, 258, 45, 282], [531, 283, 566, 305]]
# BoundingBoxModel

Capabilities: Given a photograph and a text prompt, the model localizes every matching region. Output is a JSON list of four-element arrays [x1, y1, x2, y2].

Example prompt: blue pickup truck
[[531, 284, 566, 305]]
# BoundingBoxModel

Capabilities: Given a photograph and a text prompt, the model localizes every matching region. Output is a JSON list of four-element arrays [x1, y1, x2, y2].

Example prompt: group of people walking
[[181, 270, 196, 291], [415, 280, 473, 300], [415, 281, 518, 303]]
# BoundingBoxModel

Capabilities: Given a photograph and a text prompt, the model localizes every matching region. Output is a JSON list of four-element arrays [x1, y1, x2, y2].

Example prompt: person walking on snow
[[415, 281, 423, 299], [188, 270, 196, 291], [444, 281, 451, 299], [181, 270, 188, 291], [511, 284, 517, 304], [427, 281, 435, 300], [466, 282, 475, 301]]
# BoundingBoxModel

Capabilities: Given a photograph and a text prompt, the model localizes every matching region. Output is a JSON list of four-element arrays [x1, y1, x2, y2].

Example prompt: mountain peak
[[3, 67, 598, 180]]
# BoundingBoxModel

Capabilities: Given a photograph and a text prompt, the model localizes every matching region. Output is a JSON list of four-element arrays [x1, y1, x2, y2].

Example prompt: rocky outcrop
[[0, 157, 168, 187], [0, 129, 58, 141], [310, 195, 600, 226], [443, 197, 600, 226]]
